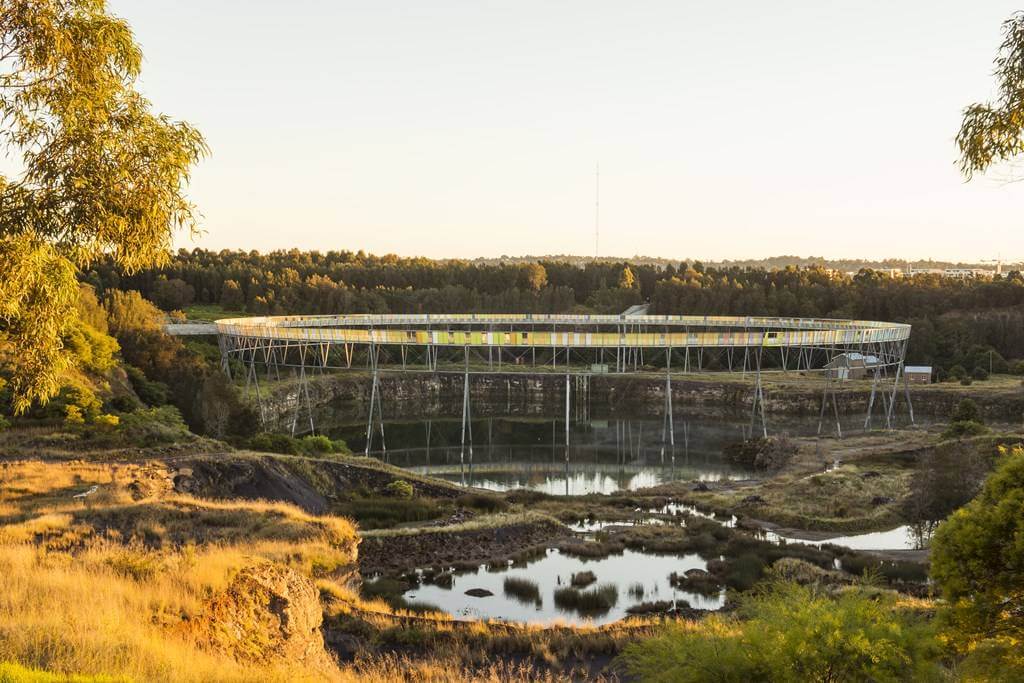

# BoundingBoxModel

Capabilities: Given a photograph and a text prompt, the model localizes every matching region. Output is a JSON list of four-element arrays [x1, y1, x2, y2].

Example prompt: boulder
[[196, 562, 336, 674]]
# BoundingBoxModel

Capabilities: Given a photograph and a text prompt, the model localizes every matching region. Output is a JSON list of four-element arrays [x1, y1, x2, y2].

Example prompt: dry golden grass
[[361, 511, 559, 538], [0, 542, 333, 682], [0, 458, 362, 682], [337, 654, 618, 682]]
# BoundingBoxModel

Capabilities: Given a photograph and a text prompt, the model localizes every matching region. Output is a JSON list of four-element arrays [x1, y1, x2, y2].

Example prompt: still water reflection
[[331, 414, 761, 494], [397, 547, 725, 626]]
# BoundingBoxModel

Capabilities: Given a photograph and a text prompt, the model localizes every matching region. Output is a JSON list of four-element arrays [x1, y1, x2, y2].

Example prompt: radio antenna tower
[[594, 162, 600, 260]]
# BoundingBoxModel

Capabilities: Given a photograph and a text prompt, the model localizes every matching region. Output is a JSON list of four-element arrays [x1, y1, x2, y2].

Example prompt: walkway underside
[[214, 313, 914, 456]]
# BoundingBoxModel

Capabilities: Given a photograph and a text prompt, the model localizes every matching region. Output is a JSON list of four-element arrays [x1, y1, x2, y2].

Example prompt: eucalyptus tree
[[0, 0, 205, 412], [958, 11, 1024, 177]]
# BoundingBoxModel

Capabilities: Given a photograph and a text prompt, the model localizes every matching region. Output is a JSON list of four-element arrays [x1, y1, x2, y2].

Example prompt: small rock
[[72, 485, 98, 499], [861, 471, 881, 479], [692, 482, 710, 492], [871, 496, 893, 505], [464, 588, 494, 598], [684, 568, 709, 579], [741, 495, 766, 505]]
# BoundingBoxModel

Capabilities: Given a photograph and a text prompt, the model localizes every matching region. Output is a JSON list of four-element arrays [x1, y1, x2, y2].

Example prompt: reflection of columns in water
[[564, 373, 571, 496], [424, 420, 431, 468], [683, 421, 690, 464], [459, 348, 474, 487]]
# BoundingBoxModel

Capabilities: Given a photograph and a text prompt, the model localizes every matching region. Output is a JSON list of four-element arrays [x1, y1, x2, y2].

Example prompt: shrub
[[724, 553, 766, 591], [944, 399, 988, 439], [942, 420, 988, 440], [951, 399, 982, 423], [298, 435, 349, 455], [336, 497, 440, 529], [619, 582, 941, 682], [931, 445, 1024, 676], [92, 414, 120, 431], [1012, 360, 1024, 375], [124, 365, 169, 406], [960, 377, 973, 386], [385, 480, 414, 499], [117, 406, 191, 445], [971, 367, 989, 381], [248, 432, 301, 455], [455, 493, 508, 513], [948, 364, 968, 380], [63, 320, 120, 374], [723, 436, 796, 471], [64, 405, 86, 426], [48, 385, 102, 423], [248, 432, 349, 457], [300, 435, 334, 454]]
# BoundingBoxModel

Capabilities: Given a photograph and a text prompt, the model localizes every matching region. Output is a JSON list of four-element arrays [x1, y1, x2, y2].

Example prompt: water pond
[[397, 547, 725, 626], [767, 523, 936, 551], [329, 411, 886, 495]]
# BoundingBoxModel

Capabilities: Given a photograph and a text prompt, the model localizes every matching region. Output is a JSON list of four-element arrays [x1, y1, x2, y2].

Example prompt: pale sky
[[111, 1, 1024, 262]]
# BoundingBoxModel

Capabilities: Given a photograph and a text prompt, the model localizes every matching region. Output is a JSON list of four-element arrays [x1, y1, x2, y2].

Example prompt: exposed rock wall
[[259, 371, 1024, 425]]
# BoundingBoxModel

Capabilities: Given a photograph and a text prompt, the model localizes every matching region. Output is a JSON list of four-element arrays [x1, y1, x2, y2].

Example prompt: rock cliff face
[[259, 371, 1024, 425], [196, 561, 338, 675]]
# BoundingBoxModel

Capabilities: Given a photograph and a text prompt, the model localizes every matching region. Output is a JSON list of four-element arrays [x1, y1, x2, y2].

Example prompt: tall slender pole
[[594, 163, 600, 260]]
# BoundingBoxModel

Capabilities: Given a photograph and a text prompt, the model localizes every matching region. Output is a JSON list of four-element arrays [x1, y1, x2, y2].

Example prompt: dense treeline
[[83, 249, 1024, 374]]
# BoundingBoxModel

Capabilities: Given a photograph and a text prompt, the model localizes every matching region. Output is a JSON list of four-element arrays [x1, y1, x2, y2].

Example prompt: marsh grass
[[553, 584, 618, 617], [570, 570, 597, 587], [503, 577, 542, 604]]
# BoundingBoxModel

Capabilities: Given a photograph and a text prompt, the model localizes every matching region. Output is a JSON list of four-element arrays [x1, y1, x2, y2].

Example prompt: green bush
[[117, 406, 191, 445], [62, 320, 120, 374], [931, 445, 1024, 676], [385, 479, 414, 499], [948, 364, 968, 380], [124, 365, 169, 406], [248, 432, 349, 457], [619, 582, 942, 682], [298, 434, 349, 455], [248, 432, 301, 455], [971, 367, 989, 381], [942, 420, 988, 440], [723, 436, 796, 471], [336, 497, 440, 529], [943, 399, 987, 439], [455, 493, 508, 513]]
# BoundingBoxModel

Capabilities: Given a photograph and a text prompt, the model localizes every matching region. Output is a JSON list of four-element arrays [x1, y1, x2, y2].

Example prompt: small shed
[[825, 352, 879, 381], [904, 366, 932, 384]]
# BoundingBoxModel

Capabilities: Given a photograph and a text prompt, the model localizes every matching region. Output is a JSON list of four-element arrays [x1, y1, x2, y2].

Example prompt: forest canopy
[[83, 248, 1024, 375]]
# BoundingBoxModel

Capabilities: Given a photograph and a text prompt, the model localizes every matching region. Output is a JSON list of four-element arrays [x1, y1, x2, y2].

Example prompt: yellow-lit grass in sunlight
[[0, 542, 333, 682]]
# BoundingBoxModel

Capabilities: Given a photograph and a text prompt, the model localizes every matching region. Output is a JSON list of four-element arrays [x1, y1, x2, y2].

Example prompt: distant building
[[904, 366, 933, 384], [825, 352, 879, 380]]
